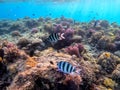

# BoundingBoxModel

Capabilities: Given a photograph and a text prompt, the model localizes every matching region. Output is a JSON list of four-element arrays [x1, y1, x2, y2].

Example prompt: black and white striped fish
[[44, 33, 65, 45], [57, 61, 76, 74]]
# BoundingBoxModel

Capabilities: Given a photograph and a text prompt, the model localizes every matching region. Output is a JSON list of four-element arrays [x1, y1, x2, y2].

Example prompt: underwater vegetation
[[0, 17, 120, 90]]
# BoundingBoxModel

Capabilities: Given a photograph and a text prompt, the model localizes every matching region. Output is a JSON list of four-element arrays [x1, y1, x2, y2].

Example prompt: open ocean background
[[0, 0, 120, 23]]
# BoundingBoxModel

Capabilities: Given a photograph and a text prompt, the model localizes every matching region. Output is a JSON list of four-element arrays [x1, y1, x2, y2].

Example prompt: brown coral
[[97, 52, 119, 74], [11, 30, 21, 37], [44, 22, 53, 33], [4, 43, 20, 63], [17, 38, 30, 48], [112, 64, 120, 84], [97, 36, 112, 50], [89, 31, 104, 45]]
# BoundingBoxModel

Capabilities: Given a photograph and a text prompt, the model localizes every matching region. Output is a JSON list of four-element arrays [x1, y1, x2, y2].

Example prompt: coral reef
[[0, 17, 120, 90]]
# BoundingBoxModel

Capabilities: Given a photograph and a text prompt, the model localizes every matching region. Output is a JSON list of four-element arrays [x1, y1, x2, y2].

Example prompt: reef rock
[[7, 47, 99, 90]]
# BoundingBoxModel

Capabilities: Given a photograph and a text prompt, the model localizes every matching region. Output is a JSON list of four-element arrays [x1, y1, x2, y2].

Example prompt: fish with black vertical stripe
[[57, 61, 76, 74], [43, 33, 65, 46]]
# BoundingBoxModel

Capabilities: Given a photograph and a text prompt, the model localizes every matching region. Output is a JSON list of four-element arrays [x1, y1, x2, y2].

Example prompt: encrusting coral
[[103, 77, 116, 89]]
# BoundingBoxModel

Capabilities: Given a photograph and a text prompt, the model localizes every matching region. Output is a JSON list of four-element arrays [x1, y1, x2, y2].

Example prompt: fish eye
[[50, 61, 54, 65]]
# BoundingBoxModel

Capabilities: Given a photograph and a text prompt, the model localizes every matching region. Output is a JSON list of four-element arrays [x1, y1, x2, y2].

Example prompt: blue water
[[0, 0, 120, 23]]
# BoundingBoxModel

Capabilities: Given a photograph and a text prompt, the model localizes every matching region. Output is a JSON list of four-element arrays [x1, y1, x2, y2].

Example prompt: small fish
[[44, 33, 65, 45], [32, 13, 35, 16], [57, 61, 76, 74], [93, 20, 99, 27]]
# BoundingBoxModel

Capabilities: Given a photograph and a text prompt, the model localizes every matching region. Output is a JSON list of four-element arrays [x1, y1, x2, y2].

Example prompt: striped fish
[[47, 33, 60, 43], [57, 61, 76, 74]]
